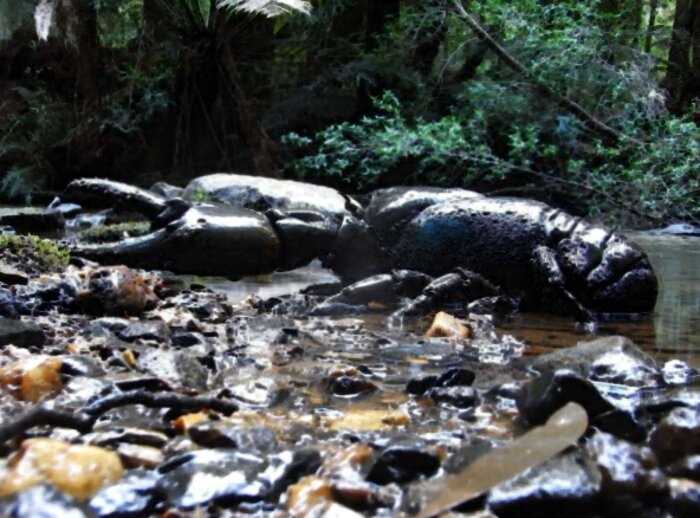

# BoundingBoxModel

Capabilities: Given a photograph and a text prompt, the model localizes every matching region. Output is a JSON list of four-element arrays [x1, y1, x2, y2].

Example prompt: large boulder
[[183, 174, 354, 221]]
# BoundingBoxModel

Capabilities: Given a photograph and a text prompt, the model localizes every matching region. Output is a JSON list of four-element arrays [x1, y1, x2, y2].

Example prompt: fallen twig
[[0, 390, 238, 444]]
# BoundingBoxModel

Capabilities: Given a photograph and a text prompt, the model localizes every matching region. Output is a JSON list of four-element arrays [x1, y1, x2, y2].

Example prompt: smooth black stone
[[61, 355, 106, 378], [516, 369, 614, 425], [0, 484, 87, 518], [650, 407, 700, 465], [0, 316, 46, 347], [117, 321, 169, 343], [158, 448, 319, 509], [189, 425, 278, 453], [667, 455, 700, 481], [0, 211, 65, 233], [406, 376, 439, 395], [171, 332, 207, 348], [436, 367, 475, 387], [427, 386, 478, 408], [328, 376, 378, 397], [406, 368, 475, 396], [367, 444, 440, 485], [591, 408, 648, 443], [487, 451, 602, 518], [587, 430, 668, 513]]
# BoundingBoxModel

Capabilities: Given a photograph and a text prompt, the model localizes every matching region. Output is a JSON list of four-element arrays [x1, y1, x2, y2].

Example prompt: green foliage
[[188, 186, 213, 203], [0, 234, 70, 271], [287, 84, 699, 225], [285, 91, 494, 188], [96, 0, 144, 48], [284, 0, 699, 226]]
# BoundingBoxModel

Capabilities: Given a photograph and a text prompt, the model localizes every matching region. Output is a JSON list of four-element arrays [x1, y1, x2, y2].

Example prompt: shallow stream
[[198, 232, 700, 365]]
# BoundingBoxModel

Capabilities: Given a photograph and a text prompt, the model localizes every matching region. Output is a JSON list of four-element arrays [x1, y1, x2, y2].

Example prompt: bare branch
[[451, 0, 642, 146]]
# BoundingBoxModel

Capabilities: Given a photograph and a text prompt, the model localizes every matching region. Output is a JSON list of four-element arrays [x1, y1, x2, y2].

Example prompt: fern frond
[[217, 0, 311, 18], [34, 0, 55, 41]]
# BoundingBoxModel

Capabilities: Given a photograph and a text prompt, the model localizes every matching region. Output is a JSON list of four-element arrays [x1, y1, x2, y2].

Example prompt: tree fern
[[217, 0, 311, 17], [34, 0, 54, 40]]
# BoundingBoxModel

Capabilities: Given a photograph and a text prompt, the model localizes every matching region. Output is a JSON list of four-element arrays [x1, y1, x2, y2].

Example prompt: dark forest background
[[0, 0, 698, 226]]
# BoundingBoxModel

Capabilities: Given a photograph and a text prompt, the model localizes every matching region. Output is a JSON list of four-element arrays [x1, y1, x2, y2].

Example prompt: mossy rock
[[0, 234, 70, 273], [79, 222, 151, 244]]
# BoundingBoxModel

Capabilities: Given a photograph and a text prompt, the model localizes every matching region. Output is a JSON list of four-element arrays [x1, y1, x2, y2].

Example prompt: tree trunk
[[412, 0, 447, 77], [663, 0, 700, 113], [55, 0, 99, 105], [366, 0, 400, 50], [644, 0, 659, 53]]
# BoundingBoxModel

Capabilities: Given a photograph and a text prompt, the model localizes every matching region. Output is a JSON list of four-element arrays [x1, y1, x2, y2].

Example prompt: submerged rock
[[531, 336, 661, 387], [662, 360, 698, 386], [649, 223, 700, 236], [425, 312, 471, 339], [158, 448, 320, 510], [589, 349, 662, 387], [137, 349, 209, 391], [188, 424, 279, 453], [406, 367, 476, 396], [516, 369, 614, 425], [367, 443, 440, 485], [0, 439, 124, 501], [117, 320, 169, 343], [0, 356, 63, 402], [150, 181, 184, 199]]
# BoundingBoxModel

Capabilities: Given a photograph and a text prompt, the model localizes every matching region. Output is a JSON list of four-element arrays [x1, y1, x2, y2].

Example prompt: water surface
[[207, 233, 700, 365]]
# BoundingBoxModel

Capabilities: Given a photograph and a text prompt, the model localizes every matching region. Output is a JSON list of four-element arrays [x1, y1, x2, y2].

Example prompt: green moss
[[78, 222, 151, 244], [0, 234, 70, 271], [188, 187, 213, 204]]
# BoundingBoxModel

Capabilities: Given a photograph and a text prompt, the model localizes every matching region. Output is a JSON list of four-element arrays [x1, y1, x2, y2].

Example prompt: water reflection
[[499, 233, 700, 365], [184, 260, 338, 303]]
